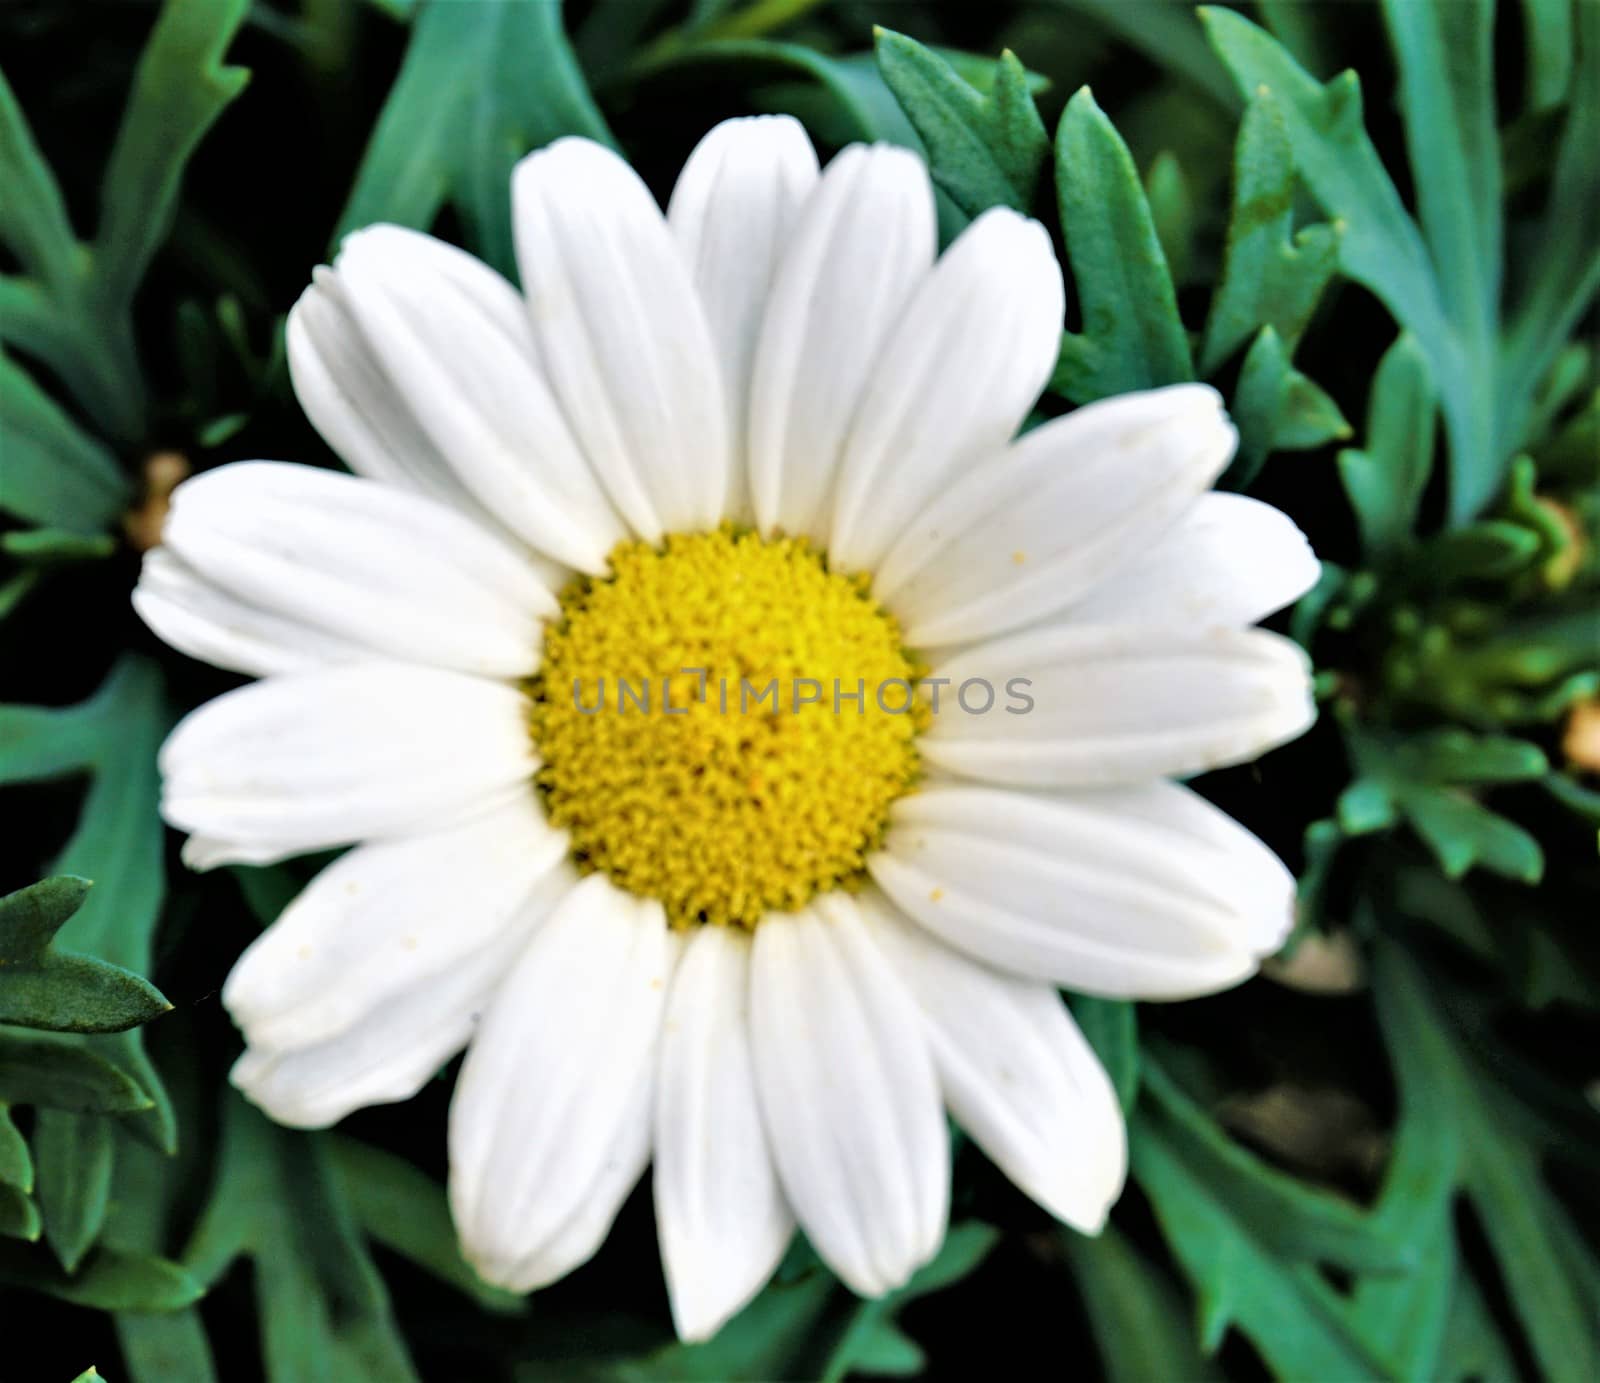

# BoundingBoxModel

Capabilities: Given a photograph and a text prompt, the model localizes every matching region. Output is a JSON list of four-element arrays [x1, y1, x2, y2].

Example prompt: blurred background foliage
[[0, 0, 1596, 1378]]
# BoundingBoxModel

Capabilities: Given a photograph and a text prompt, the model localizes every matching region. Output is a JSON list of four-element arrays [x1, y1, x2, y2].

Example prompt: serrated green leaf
[[183, 1095, 420, 1383], [1069, 994, 1138, 1112], [1050, 87, 1192, 404], [874, 30, 1047, 218], [338, 0, 613, 278], [1142, 1056, 1411, 1276], [0, 1033, 152, 1114], [0, 1240, 203, 1311], [1337, 333, 1437, 558], [35, 1108, 114, 1272], [332, 1136, 524, 1314], [1065, 1224, 1224, 1383], [1372, 941, 1599, 1381], [0, 875, 91, 961], [1201, 94, 1339, 374]]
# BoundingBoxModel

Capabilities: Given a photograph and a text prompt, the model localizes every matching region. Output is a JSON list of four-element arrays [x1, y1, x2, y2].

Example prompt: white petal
[[223, 791, 569, 1051], [229, 898, 547, 1129], [875, 384, 1236, 647], [1066, 492, 1320, 628], [749, 894, 948, 1297], [922, 623, 1315, 787], [668, 116, 820, 527], [748, 145, 936, 543], [513, 139, 730, 540], [655, 925, 793, 1341], [449, 875, 676, 1291], [867, 781, 1295, 998], [135, 461, 554, 679], [859, 892, 1126, 1230], [324, 224, 626, 572], [827, 209, 1064, 573], [160, 663, 535, 867]]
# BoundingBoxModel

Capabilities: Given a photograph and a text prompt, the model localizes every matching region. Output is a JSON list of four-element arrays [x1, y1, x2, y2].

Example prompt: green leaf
[[0, 1240, 203, 1311], [93, 0, 252, 310], [820, 1223, 999, 1383], [1065, 1224, 1223, 1383], [1372, 940, 1599, 1381], [0, 1034, 152, 1115], [1144, 151, 1194, 286], [1423, 521, 1543, 584], [1225, 325, 1349, 487], [1337, 333, 1437, 559], [1132, 1105, 1395, 1376], [1337, 778, 1399, 835], [35, 1109, 114, 1272], [331, 1137, 524, 1314], [183, 1096, 421, 1383], [1142, 1056, 1411, 1277], [338, 0, 613, 278], [0, 1104, 31, 1192], [1401, 789, 1543, 884], [0, 1181, 40, 1241], [1200, 94, 1340, 374], [874, 30, 1048, 218], [1199, 8, 1503, 523], [1050, 87, 1193, 404], [0, 348, 127, 532], [1069, 995, 1138, 1112], [1, 527, 118, 565], [0, 877, 171, 1034]]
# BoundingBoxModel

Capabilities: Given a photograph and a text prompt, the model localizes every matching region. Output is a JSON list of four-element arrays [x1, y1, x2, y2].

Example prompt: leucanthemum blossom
[[134, 116, 1319, 1340]]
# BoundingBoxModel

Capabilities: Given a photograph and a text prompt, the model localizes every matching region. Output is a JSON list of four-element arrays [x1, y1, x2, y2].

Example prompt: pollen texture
[[529, 527, 926, 928]]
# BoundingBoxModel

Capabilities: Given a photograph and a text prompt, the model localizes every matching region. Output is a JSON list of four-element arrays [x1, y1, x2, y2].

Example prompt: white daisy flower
[[134, 116, 1319, 1341]]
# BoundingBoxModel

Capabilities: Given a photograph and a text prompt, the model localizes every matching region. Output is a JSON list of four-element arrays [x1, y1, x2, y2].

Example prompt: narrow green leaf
[[0, 875, 92, 961], [1337, 333, 1437, 558], [1051, 87, 1192, 403], [1226, 325, 1349, 487], [1372, 941, 1599, 1380], [0, 1034, 152, 1115], [0, 349, 128, 532], [1379, 0, 1501, 357], [874, 30, 1048, 217], [1201, 94, 1340, 374], [1065, 1224, 1224, 1383], [332, 1137, 524, 1313], [338, 0, 613, 278], [94, 0, 251, 309], [1144, 151, 1194, 285], [0, 66, 77, 287], [1133, 1113, 1395, 1377], [1520, 0, 1574, 109], [35, 1109, 114, 1272], [1069, 995, 1138, 1112], [0, 1240, 203, 1311], [1142, 1057, 1411, 1275], [1398, 730, 1548, 785], [1338, 778, 1398, 835], [0, 954, 171, 1035], [183, 1096, 420, 1382], [0, 1181, 40, 1241], [0, 528, 118, 565], [1424, 522, 1544, 584], [1399, 788, 1544, 884], [0, 1105, 31, 1192]]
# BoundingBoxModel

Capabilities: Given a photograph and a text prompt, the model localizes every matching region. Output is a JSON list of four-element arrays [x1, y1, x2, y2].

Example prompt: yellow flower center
[[529, 527, 926, 928]]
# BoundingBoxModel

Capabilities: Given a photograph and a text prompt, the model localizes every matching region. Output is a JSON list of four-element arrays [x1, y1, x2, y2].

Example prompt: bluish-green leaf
[[1337, 333, 1437, 558], [338, 0, 613, 279], [0, 349, 128, 532], [1069, 994, 1138, 1112], [1051, 87, 1193, 403], [183, 1096, 420, 1383], [875, 30, 1048, 218]]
